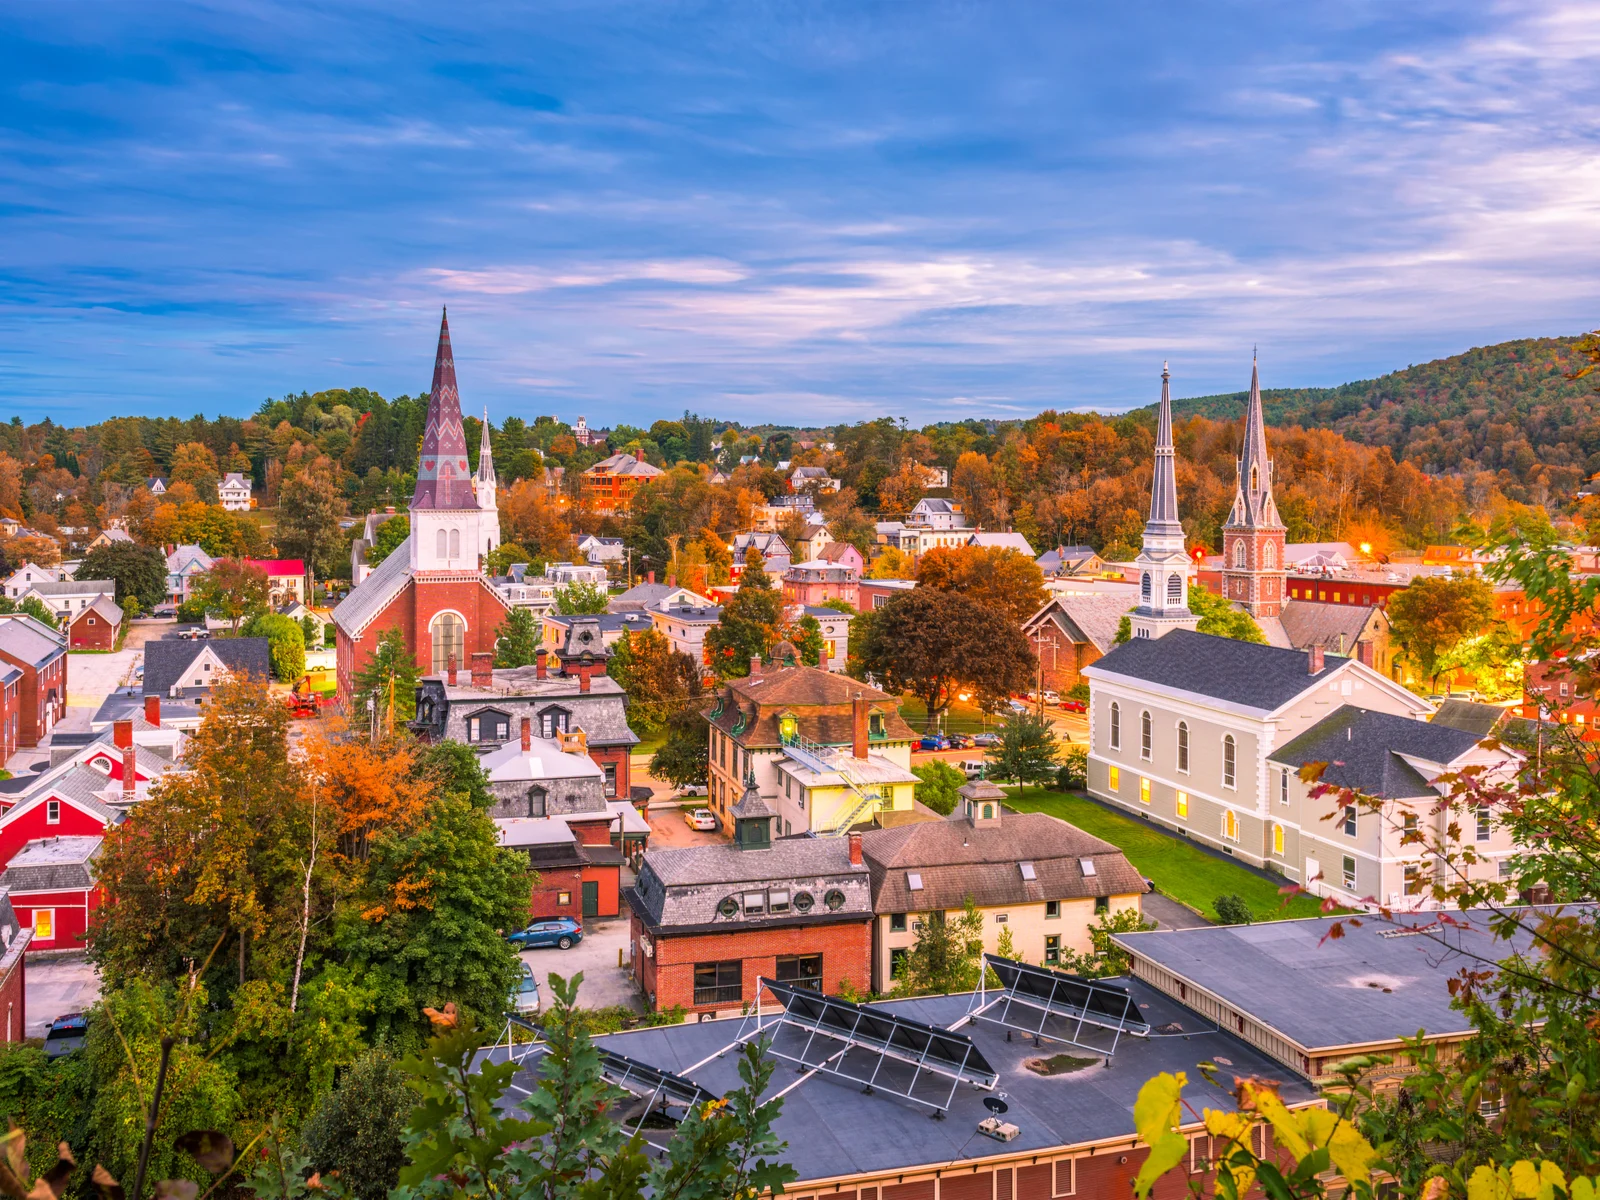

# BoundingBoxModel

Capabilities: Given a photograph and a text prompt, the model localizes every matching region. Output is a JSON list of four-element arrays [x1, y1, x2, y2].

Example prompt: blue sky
[[2, 1, 1597, 426]]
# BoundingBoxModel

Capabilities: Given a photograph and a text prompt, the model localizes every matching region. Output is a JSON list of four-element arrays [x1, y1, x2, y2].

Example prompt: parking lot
[[25, 953, 101, 1038], [520, 914, 639, 1011]]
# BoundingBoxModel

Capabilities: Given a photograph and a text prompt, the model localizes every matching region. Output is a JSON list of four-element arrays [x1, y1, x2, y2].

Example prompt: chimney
[[1308, 645, 1324, 675], [578, 662, 592, 694], [521, 716, 532, 752], [852, 693, 868, 759], [471, 651, 493, 687], [848, 832, 863, 866], [113, 719, 133, 750], [121, 745, 136, 800], [447, 655, 458, 686], [535, 648, 547, 680], [1357, 639, 1375, 668], [143, 696, 160, 725], [750, 656, 762, 679], [647, 570, 655, 584]]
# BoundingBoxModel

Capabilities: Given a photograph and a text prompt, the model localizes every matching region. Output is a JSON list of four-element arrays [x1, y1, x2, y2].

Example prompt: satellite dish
[[983, 1097, 1009, 1115]]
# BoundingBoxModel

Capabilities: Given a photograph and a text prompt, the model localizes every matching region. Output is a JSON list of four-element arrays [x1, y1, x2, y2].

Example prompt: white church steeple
[[1129, 363, 1200, 640]]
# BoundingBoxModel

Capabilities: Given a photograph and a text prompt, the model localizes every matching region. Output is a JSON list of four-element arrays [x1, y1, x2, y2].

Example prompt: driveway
[[67, 648, 140, 707], [25, 953, 101, 1037], [646, 807, 726, 849], [1143, 892, 1212, 931], [521, 914, 639, 1011]]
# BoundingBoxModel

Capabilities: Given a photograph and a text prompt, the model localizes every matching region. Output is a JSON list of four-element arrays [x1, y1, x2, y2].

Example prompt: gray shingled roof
[[1026, 595, 1133, 655], [332, 534, 414, 636], [862, 811, 1146, 912], [3, 836, 102, 892], [142, 637, 272, 697], [0, 617, 66, 667], [1432, 699, 1508, 738], [630, 836, 872, 931], [24, 579, 114, 598], [76, 596, 124, 626], [1277, 599, 1379, 653], [1088, 628, 1347, 711], [1269, 706, 1484, 798]]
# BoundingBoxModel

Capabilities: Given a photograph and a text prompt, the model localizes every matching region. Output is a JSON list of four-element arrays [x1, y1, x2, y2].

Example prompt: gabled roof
[[166, 544, 213, 571], [21, 579, 114, 598], [1277, 599, 1382, 653], [966, 532, 1035, 555], [609, 581, 713, 612], [1431, 699, 1509, 738], [0, 616, 66, 667], [74, 596, 124, 626], [588, 453, 664, 478], [815, 542, 861, 563], [1087, 628, 1352, 713], [1024, 595, 1131, 655], [142, 637, 272, 696], [1269, 705, 1490, 798], [332, 534, 414, 636], [220, 473, 250, 489]]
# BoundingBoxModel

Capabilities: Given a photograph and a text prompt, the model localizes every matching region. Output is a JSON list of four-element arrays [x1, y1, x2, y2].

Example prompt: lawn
[[1003, 788, 1329, 923], [895, 695, 1010, 736]]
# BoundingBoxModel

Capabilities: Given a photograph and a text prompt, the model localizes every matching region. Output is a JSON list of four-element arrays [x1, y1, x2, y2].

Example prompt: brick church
[[333, 311, 512, 701]]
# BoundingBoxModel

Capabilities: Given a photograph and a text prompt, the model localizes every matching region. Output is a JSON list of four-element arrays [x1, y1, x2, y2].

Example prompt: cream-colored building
[[860, 783, 1146, 994]]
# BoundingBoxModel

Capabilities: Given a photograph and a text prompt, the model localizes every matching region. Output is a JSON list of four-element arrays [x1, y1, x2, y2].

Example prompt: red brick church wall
[[336, 575, 510, 702]]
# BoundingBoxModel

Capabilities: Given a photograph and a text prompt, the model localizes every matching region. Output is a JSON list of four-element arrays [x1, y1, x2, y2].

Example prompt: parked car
[[1006, 699, 1030, 715], [972, 733, 1001, 747], [957, 759, 988, 781], [44, 1012, 88, 1060], [1059, 698, 1087, 713], [507, 918, 584, 951], [684, 808, 718, 831], [918, 734, 950, 751], [945, 732, 973, 749], [511, 963, 541, 1013]]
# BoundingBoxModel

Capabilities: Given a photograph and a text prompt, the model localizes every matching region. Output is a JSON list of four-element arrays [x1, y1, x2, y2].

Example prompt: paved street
[[25, 953, 101, 1037], [521, 914, 639, 1011]]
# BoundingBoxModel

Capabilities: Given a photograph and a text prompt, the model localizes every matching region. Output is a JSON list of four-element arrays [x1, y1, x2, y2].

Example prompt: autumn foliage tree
[[1386, 573, 1497, 690], [193, 557, 270, 631], [915, 545, 1048, 624]]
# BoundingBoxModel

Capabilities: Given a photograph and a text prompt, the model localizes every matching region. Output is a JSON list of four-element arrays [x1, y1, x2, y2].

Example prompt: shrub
[[1054, 744, 1088, 790], [300, 1050, 415, 1200], [912, 759, 965, 815], [1214, 893, 1253, 925]]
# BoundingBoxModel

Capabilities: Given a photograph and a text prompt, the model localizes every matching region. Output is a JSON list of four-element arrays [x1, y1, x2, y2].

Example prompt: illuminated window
[[1140, 777, 1151, 805], [1222, 810, 1238, 842], [1108, 766, 1120, 792], [33, 910, 53, 940], [1176, 791, 1188, 819], [1273, 824, 1285, 855]]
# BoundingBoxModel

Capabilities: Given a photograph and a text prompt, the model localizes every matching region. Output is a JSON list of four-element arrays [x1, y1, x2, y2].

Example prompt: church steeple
[[1222, 353, 1288, 617], [475, 406, 497, 513], [411, 309, 478, 513], [1129, 362, 1199, 641]]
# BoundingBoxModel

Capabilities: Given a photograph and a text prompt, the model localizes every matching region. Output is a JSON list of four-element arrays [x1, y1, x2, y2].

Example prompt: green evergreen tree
[[898, 898, 985, 996], [704, 551, 783, 678], [986, 713, 1060, 793], [493, 606, 541, 668], [354, 627, 421, 725]]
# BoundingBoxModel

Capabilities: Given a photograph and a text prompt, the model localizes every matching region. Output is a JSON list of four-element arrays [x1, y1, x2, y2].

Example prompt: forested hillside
[[1169, 335, 1598, 501]]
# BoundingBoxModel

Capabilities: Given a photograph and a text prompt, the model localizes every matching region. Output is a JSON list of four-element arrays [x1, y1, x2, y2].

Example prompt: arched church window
[[1263, 541, 1276, 568], [1233, 541, 1247, 569], [430, 612, 466, 676], [1141, 572, 1151, 601], [1167, 574, 1182, 603], [1251, 465, 1259, 492], [436, 528, 448, 559], [449, 528, 460, 558]]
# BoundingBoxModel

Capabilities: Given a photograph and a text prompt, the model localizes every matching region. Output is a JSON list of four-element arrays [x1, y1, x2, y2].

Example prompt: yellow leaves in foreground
[[1467, 1161, 1600, 1200]]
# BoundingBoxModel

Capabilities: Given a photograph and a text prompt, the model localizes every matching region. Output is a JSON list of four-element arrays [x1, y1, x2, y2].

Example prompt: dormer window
[[466, 709, 510, 743], [539, 708, 570, 738], [779, 714, 797, 743], [869, 713, 885, 738]]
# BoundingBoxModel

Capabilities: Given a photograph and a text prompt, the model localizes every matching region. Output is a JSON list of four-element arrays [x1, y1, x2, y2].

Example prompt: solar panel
[[598, 1047, 717, 1132], [757, 978, 998, 1114], [969, 954, 1151, 1058]]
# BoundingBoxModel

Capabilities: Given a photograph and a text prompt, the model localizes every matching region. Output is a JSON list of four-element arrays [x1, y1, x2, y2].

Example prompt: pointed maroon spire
[[411, 308, 478, 511]]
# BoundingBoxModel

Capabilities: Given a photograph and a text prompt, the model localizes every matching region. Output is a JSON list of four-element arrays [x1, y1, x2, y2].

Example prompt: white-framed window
[[1280, 768, 1290, 805], [1176, 790, 1188, 818], [46, 800, 60, 824], [1176, 721, 1189, 772], [1222, 735, 1236, 789], [1222, 809, 1239, 842], [1109, 702, 1120, 750], [1052, 1158, 1076, 1197], [1476, 807, 1492, 842], [1140, 711, 1152, 760], [1343, 805, 1357, 837], [1342, 855, 1357, 890], [32, 909, 54, 942]]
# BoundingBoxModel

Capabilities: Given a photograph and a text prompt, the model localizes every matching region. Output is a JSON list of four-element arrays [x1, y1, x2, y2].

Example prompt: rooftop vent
[[1019, 862, 1037, 881], [906, 872, 923, 891], [1079, 858, 1096, 876]]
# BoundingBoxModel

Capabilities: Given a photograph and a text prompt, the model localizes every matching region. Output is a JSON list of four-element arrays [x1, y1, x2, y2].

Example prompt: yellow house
[[860, 782, 1147, 994]]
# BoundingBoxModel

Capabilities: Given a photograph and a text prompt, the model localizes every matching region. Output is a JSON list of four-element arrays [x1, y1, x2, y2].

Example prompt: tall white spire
[[1129, 362, 1199, 641]]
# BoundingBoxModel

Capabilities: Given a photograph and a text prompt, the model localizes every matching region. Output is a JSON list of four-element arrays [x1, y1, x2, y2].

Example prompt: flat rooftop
[[1113, 909, 1546, 1052], [492, 981, 1316, 1185]]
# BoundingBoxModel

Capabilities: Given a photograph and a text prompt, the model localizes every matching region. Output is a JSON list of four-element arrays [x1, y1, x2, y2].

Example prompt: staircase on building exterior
[[780, 731, 882, 835]]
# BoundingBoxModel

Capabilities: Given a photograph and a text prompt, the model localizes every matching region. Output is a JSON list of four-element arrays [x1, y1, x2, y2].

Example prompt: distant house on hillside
[[218, 473, 252, 511]]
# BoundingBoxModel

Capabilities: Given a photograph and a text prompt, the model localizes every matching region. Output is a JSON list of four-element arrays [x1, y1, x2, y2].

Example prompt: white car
[[685, 808, 718, 832], [511, 964, 541, 1014]]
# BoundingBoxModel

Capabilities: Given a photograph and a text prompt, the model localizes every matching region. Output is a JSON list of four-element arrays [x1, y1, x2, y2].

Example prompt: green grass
[[631, 729, 668, 758], [1003, 788, 1330, 924], [895, 695, 1009, 735]]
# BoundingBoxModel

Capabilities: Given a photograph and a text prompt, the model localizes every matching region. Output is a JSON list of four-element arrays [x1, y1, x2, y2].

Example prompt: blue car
[[918, 734, 949, 751], [44, 1012, 88, 1060], [507, 917, 583, 950]]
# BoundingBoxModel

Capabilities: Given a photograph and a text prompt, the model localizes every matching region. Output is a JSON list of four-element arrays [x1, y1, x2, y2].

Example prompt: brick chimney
[[122, 745, 137, 800], [647, 570, 655, 584], [848, 832, 863, 866], [447, 655, 458, 686], [521, 716, 532, 752], [535, 648, 547, 680], [852, 693, 868, 759], [1356, 639, 1375, 668], [113, 719, 133, 750], [750, 656, 762, 679], [1308, 645, 1324, 675], [470, 651, 493, 687], [143, 696, 160, 725], [578, 662, 592, 694]]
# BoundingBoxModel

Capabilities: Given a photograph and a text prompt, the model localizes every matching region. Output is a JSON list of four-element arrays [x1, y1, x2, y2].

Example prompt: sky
[[2, 1, 1598, 428]]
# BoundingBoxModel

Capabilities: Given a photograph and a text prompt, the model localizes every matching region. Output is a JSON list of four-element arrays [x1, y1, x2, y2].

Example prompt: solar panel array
[[973, 954, 1151, 1056], [599, 1047, 717, 1111], [759, 977, 998, 1112]]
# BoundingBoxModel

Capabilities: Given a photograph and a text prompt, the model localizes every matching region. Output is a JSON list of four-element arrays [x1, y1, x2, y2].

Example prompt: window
[[775, 954, 822, 991], [1176, 790, 1188, 819], [1342, 856, 1357, 890], [1273, 823, 1285, 855], [1109, 703, 1120, 749], [742, 891, 766, 915], [1222, 809, 1238, 842], [449, 528, 460, 558], [1280, 768, 1290, 805], [1343, 806, 1357, 837], [540, 709, 570, 738], [1044, 935, 1060, 965], [436, 528, 448, 559], [693, 960, 743, 1006], [1141, 572, 1151, 601], [1139, 776, 1151, 806], [557, 890, 572, 906], [1222, 735, 1236, 788], [1044, 900, 1060, 919], [890, 913, 907, 932], [430, 612, 466, 675], [467, 710, 509, 743], [1262, 541, 1276, 568], [769, 890, 791, 914], [1095, 895, 1109, 914], [46, 800, 60, 824], [1108, 766, 1120, 792], [1233, 541, 1246, 568], [32, 910, 52, 941], [603, 763, 617, 797], [1404, 864, 1423, 896], [890, 947, 909, 978], [1177, 722, 1189, 772], [1019, 862, 1037, 881], [1403, 813, 1418, 837], [1476, 807, 1492, 842], [1140, 711, 1152, 760]]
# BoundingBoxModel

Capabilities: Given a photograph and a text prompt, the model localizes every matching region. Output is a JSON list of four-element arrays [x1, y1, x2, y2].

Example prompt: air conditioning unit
[[978, 1117, 1020, 1142]]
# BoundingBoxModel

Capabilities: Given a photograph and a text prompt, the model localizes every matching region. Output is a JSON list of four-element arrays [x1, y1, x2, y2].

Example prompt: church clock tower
[[1221, 355, 1287, 617]]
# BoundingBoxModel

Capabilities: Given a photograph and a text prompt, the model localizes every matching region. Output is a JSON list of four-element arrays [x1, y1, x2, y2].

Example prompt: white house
[[218, 473, 252, 511], [4, 564, 60, 601]]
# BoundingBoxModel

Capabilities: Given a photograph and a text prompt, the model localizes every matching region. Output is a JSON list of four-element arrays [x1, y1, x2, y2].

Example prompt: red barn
[[68, 597, 123, 650]]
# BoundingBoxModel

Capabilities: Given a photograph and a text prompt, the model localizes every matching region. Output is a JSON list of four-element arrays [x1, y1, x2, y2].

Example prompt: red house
[[0, 616, 66, 747], [2, 837, 101, 952], [0, 665, 21, 764], [0, 889, 29, 1041], [68, 597, 123, 650], [244, 559, 307, 607]]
